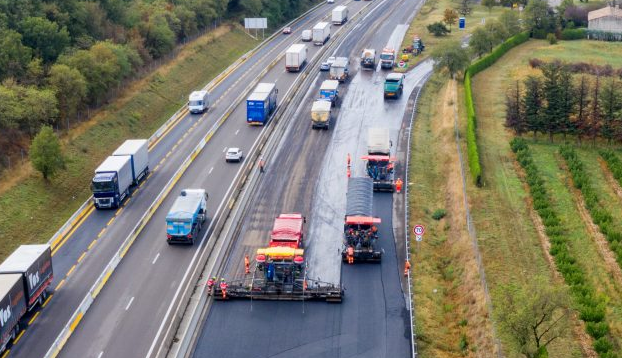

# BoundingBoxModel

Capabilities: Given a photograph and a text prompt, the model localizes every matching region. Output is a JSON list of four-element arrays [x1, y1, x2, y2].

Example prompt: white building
[[588, 5, 622, 34]]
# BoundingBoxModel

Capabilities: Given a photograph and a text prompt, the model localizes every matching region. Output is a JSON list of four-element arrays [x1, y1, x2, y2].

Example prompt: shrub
[[586, 321, 609, 339], [432, 209, 447, 220], [593, 337, 613, 354], [546, 33, 557, 44], [561, 28, 587, 40]]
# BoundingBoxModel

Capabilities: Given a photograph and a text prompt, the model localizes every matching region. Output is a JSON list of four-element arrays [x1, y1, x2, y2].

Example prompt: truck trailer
[[92, 155, 133, 209], [364, 128, 395, 191], [360, 48, 376, 69], [329, 57, 349, 82], [311, 100, 332, 130], [246, 83, 278, 125], [380, 48, 396, 69], [319, 80, 339, 107], [285, 44, 308, 72], [166, 189, 208, 245], [214, 213, 342, 302], [112, 139, 149, 185], [332, 5, 348, 25], [0, 274, 27, 353], [342, 178, 382, 263], [188, 90, 209, 114], [0, 245, 53, 310], [312, 22, 331, 45]]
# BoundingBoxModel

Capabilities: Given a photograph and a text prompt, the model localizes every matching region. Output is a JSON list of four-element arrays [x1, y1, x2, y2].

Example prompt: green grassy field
[[0, 25, 259, 259]]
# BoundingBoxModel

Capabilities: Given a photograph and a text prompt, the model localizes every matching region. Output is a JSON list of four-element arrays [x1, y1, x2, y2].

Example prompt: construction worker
[[347, 166, 351, 178], [347, 246, 354, 265], [347, 153, 351, 166], [206, 276, 216, 294], [219, 279, 228, 299], [244, 254, 250, 274], [404, 260, 411, 277], [259, 158, 265, 173], [371, 225, 378, 239], [395, 178, 403, 193]]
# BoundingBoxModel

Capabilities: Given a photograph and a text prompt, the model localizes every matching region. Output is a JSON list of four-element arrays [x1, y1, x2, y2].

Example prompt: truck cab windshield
[[380, 54, 394, 60], [189, 100, 203, 106], [92, 180, 115, 193]]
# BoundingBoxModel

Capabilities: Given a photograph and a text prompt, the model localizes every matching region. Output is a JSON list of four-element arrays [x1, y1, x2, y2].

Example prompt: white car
[[225, 148, 243, 162], [327, 0, 335, 3]]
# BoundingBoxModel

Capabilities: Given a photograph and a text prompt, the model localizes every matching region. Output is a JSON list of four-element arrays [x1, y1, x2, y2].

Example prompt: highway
[[7, 1, 362, 357], [53, 1, 380, 357], [191, 0, 432, 355]]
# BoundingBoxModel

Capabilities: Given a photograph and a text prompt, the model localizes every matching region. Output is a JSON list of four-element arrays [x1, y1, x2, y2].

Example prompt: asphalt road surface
[[192, 0, 433, 356], [53, 1, 377, 358]]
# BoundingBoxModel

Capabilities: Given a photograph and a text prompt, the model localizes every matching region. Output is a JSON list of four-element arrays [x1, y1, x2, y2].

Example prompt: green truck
[[384, 73, 404, 99]]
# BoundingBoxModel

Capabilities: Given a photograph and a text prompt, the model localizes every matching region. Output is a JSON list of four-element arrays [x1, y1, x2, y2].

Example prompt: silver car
[[225, 148, 243, 162], [320, 56, 336, 71]]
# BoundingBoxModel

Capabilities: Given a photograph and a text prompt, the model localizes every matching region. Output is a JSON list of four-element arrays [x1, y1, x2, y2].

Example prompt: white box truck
[[313, 22, 331, 45], [311, 100, 332, 130], [368, 128, 391, 155], [332, 6, 348, 25], [92, 155, 133, 209], [113, 139, 149, 185], [285, 44, 308, 72], [188, 90, 209, 114], [301, 30, 312, 42], [329, 57, 349, 82]]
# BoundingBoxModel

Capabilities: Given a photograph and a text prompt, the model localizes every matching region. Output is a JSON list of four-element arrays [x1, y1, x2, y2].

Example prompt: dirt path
[[438, 80, 496, 356], [514, 161, 597, 358]]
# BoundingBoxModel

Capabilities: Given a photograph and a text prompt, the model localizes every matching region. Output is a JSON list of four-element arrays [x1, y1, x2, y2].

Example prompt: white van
[[188, 90, 209, 114], [301, 30, 312, 42]]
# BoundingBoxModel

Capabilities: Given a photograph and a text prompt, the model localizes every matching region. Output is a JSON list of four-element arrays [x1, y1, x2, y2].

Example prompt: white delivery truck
[[332, 5, 348, 25], [312, 22, 331, 45], [311, 100, 332, 130], [113, 139, 149, 185], [301, 30, 312, 41], [285, 44, 308, 72], [188, 90, 209, 114], [367, 128, 391, 155]]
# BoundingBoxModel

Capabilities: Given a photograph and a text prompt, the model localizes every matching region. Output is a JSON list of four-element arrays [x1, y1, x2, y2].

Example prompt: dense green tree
[[173, 5, 198, 40], [48, 64, 87, 126], [19, 86, 58, 134], [469, 27, 494, 57], [140, 13, 176, 59], [523, 75, 544, 138], [600, 78, 621, 144], [506, 81, 526, 135], [23, 58, 44, 86], [482, 0, 496, 12], [586, 75, 603, 145], [427, 21, 450, 36], [485, 20, 509, 44], [0, 85, 23, 130], [431, 41, 470, 77], [573, 75, 590, 144], [189, 0, 220, 29], [0, 29, 32, 80], [499, 9, 522, 36], [30, 126, 64, 180], [541, 62, 563, 141], [524, 0, 557, 37], [558, 65, 575, 140], [457, 0, 472, 16], [19, 16, 70, 62]]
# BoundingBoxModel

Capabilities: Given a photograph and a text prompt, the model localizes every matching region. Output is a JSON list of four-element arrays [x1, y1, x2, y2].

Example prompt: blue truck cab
[[166, 189, 208, 245], [246, 83, 278, 125], [319, 80, 339, 107], [92, 155, 133, 209]]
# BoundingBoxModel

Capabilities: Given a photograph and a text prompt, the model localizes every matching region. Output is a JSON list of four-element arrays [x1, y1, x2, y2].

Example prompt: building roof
[[588, 5, 622, 21]]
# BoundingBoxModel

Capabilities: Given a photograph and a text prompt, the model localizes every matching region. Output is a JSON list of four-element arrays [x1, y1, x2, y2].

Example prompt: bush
[[561, 28, 587, 40], [427, 22, 450, 36], [432, 209, 447, 220], [586, 321, 609, 339], [593, 337, 613, 354], [546, 33, 557, 44]]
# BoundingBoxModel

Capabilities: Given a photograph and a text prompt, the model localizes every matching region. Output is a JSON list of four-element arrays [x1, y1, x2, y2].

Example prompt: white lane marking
[[97, 352, 104, 358], [125, 297, 135, 311], [235, 129, 240, 135], [208, 167, 214, 175], [223, 147, 227, 152], [152, 253, 160, 265]]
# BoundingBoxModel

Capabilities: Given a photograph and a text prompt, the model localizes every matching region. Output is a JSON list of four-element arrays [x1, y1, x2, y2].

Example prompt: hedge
[[561, 146, 622, 270], [511, 138, 617, 356], [463, 32, 530, 187], [561, 28, 588, 41]]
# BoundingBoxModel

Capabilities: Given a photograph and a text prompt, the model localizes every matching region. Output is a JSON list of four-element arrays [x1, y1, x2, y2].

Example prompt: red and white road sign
[[413, 225, 425, 236]]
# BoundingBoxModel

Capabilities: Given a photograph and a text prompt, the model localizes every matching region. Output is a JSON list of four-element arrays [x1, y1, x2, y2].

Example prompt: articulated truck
[[0, 245, 53, 353], [92, 139, 149, 209], [166, 189, 208, 245], [246, 83, 278, 125]]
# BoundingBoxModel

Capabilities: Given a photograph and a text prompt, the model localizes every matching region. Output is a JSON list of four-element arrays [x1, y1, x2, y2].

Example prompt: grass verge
[[0, 25, 259, 259]]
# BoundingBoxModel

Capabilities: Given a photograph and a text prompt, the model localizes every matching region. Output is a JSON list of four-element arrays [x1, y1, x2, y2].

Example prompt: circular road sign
[[398, 61, 406, 68], [413, 225, 425, 236]]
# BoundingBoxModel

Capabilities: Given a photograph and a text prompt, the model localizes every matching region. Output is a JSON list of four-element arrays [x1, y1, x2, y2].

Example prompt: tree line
[[505, 62, 622, 144], [0, 0, 317, 168]]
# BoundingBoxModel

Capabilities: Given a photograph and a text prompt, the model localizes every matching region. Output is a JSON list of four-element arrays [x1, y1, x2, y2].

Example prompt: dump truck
[[342, 178, 382, 262], [188, 90, 209, 114], [332, 5, 348, 25], [166, 189, 208, 245], [214, 214, 342, 302], [312, 22, 331, 45], [113, 139, 149, 185], [92, 155, 133, 209], [360, 48, 376, 69], [363, 128, 395, 191], [0, 245, 53, 310], [380, 47, 396, 69], [285, 44, 308, 72], [246, 83, 278, 125], [311, 100, 332, 130], [329, 57, 349, 82], [319, 80, 339, 107]]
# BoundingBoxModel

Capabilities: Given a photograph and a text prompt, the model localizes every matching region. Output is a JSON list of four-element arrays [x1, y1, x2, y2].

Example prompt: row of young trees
[[0, 0, 317, 167], [505, 62, 622, 144]]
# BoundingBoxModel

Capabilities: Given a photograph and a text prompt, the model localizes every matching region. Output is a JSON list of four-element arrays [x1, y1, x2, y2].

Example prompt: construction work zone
[[364, 128, 396, 192], [213, 213, 342, 302], [342, 178, 383, 263]]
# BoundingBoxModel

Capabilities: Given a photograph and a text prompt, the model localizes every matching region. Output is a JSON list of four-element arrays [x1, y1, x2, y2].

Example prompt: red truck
[[269, 213, 305, 248]]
